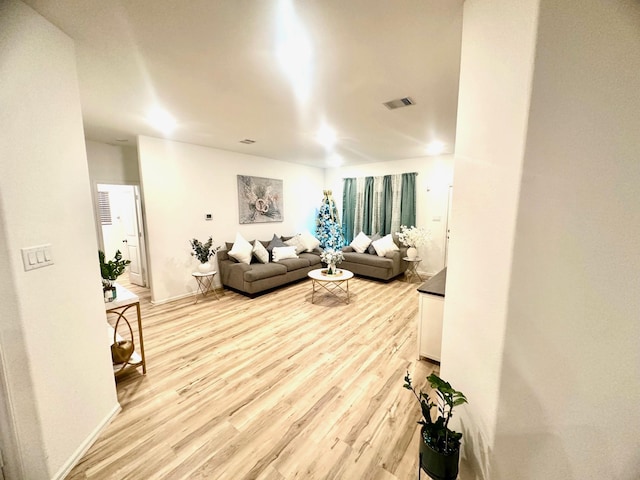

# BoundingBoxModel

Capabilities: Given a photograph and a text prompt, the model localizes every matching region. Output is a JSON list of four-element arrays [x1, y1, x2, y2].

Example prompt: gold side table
[[403, 257, 423, 282], [192, 271, 220, 302]]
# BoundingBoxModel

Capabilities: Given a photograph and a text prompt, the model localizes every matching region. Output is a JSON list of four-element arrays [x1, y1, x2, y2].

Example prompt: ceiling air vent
[[239, 138, 256, 144], [383, 97, 416, 110]]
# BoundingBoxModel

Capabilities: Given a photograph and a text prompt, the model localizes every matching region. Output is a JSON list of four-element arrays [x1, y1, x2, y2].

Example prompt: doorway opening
[[96, 184, 148, 288]]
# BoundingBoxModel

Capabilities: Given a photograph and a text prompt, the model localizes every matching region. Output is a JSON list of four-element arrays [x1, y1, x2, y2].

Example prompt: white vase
[[407, 247, 418, 260], [198, 262, 211, 273]]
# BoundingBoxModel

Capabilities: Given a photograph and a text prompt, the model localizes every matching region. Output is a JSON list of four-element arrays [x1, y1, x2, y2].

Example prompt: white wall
[[492, 0, 640, 478], [441, 2, 540, 476], [86, 140, 140, 185], [325, 155, 454, 276], [137, 136, 325, 303], [86, 141, 141, 247], [0, 2, 119, 478], [443, 0, 640, 479]]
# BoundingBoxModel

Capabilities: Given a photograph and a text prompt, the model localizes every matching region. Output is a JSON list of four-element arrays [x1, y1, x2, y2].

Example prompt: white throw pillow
[[228, 233, 253, 264], [272, 246, 298, 262], [299, 230, 321, 252], [284, 234, 306, 254], [372, 234, 400, 257], [252, 240, 269, 264], [350, 231, 372, 254]]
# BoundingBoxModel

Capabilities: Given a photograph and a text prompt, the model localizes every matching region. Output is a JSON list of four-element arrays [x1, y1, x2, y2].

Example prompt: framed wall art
[[237, 175, 283, 224]]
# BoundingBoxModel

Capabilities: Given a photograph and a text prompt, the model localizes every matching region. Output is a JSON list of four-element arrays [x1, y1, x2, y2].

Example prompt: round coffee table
[[308, 268, 354, 304]]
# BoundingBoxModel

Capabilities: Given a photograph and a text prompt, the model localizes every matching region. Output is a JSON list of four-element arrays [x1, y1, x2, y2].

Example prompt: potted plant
[[404, 372, 468, 480], [396, 225, 431, 260], [98, 250, 131, 302], [190, 236, 220, 273]]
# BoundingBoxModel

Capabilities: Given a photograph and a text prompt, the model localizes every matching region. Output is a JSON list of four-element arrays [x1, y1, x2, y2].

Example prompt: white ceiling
[[24, 0, 463, 168]]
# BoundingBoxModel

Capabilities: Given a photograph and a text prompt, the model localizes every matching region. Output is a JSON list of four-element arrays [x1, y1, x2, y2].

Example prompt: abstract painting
[[237, 175, 283, 224]]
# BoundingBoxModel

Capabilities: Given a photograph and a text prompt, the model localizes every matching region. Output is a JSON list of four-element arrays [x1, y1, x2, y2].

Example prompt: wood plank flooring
[[67, 274, 437, 480]]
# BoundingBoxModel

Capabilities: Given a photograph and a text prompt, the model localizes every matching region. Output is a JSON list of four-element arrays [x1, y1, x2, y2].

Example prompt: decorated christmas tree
[[316, 190, 344, 250]]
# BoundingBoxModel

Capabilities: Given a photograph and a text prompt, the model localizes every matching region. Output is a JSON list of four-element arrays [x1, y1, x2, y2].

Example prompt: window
[[98, 191, 112, 225]]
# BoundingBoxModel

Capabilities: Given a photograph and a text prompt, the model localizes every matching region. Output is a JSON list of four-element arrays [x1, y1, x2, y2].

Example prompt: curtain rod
[[340, 172, 418, 180]]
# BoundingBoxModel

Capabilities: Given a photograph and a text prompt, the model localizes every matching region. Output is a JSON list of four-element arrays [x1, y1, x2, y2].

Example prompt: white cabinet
[[418, 292, 444, 362], [416, 268, 446, 363]]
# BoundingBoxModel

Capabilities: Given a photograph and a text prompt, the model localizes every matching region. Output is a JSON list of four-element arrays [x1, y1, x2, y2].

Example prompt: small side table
[[403, 257, 423, 282], [105, 283, 146, 377], [192, 271, 220, 302]]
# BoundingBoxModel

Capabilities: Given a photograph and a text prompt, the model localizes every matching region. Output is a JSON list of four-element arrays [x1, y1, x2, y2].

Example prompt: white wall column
[[443, 0, 640, 479], [0, 1, 119, 477]]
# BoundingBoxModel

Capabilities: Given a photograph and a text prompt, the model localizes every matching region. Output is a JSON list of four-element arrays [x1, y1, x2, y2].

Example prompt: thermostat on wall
[[205, 213, 212, 220]]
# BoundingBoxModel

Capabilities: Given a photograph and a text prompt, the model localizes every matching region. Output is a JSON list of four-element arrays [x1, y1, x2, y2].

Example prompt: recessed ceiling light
[[146, 107, 176, 135], [426, 141, 445, 156], [316, 124, 337, 150]]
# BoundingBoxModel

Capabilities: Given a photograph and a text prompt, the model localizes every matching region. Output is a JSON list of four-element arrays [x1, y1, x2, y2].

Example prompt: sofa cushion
[[276, 257, 311, 272], [272, 246, 298, 262], [243, 262, 287, 282], [343, 251, 394, 268], [350, 231, 372, 253], [367, 233, 381, 254], [267, 234, 287, 261], [299, 252, 322, 266], [372, 234, 399, 257], [299, 230, 321, 252], [284, 234, 306, 254], [229, 233, 253, 264], [252, 239, 269, 263]]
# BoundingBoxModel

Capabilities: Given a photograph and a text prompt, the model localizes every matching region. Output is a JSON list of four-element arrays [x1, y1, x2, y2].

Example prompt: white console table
[[417, 268, 446, 363], [105, 283, 146, 376]]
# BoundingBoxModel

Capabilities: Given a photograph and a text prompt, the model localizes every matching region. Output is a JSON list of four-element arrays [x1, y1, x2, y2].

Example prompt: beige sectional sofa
[[218, 237, 322, 296]]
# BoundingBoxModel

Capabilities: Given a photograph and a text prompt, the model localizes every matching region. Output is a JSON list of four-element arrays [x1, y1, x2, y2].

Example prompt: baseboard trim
[[150, 291, 194, 306], [150, 287, 224, 306], [52, 402, 121, 480]]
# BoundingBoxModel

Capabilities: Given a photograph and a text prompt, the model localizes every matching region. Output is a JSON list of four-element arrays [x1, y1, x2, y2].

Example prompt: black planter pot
[[419, 434, 460, 480]]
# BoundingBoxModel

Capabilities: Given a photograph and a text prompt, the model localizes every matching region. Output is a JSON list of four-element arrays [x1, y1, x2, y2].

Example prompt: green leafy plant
[[190, 236, 220, 263], [99, 250, 131, 287], [404, 372, 468, 454]]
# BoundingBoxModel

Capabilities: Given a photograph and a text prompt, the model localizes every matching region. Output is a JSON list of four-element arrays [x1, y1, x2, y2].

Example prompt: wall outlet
[[21, 244, 54, 271]]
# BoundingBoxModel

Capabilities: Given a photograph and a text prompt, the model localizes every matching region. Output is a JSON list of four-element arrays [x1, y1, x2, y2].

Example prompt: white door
[[97, 184, 148, 288], [120, 186, 145, 286]]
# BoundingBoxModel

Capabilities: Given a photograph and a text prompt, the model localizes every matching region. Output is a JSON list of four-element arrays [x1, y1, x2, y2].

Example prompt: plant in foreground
[[404, 372, 468, 454]]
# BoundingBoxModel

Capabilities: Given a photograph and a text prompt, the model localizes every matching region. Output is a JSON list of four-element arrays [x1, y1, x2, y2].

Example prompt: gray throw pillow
[[367, 233, 382, 254], [266, 234, 287, 261]]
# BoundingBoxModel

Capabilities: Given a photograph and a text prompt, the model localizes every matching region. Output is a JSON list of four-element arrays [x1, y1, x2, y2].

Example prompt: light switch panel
[[21, 244, 54, 271]]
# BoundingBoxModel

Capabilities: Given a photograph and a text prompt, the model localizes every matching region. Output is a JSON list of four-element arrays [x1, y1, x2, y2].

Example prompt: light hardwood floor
[[68, 274, 438, 480]]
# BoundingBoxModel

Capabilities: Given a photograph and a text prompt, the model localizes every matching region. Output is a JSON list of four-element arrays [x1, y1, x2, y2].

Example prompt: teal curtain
[[342, 178, 356, 243], [400, 172, 417, 227], [362, 176, 374, 235], [380, 175, 393, 235]]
